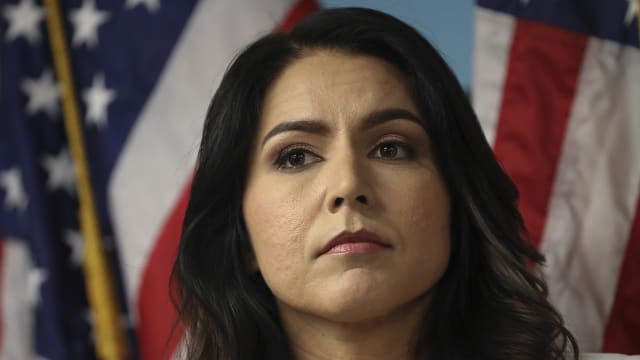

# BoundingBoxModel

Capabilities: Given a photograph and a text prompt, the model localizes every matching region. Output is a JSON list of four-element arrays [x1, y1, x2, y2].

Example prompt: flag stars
[[21, 69, 62, 119], [83, 73, 116, 128], [64, 230, 85, 267], [625, 0, 638, 26], [26, 267, 47, 307], [2, 0, 44, 44], [0, 167, 28, 211], [69, 0, 110, 48], [125, 0, 161, 12], [41, 148, 76, 195]]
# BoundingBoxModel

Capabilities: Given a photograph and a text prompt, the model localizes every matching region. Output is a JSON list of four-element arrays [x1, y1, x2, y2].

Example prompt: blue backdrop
[[319, 1, 474, 90]]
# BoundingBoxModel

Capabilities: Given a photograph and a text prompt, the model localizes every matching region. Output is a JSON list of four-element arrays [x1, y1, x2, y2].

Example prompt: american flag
[[474, 0, 640, 354], [0, 0, 318, 359]]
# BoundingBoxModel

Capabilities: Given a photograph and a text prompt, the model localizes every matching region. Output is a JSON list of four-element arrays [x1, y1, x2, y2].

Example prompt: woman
[[172, 7, 579, 360]]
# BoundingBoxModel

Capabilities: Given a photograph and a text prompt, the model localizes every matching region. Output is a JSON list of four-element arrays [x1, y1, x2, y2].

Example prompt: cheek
[[388, 171, 449, 228], [408, 185, 449, 236], [242, 179, 311, 287], [387, 171, 451, 276]]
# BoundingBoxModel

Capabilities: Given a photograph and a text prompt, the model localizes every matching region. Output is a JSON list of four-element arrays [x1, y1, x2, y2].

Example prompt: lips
[[319, 229, 391, 256]]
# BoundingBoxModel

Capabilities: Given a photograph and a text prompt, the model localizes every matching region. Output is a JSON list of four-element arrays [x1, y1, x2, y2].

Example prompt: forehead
[[260, 50, 417, 129]]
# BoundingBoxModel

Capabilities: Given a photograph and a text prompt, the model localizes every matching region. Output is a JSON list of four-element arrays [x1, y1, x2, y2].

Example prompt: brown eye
[[371, 141, 413, 160], [287, 151, 306, 167], [275, 147, 322, 170], [380, 143, 398, 158]]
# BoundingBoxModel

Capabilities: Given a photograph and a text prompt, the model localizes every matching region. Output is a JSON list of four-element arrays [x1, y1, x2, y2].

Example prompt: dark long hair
[[172, 7, 579, 360]]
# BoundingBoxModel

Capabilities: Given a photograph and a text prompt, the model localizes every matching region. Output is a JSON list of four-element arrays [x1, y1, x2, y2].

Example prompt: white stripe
[[109, 0, 296, 321], [1, 238, 35, 359], [540, 39, 640, 352], [472, 7, 515, 146]]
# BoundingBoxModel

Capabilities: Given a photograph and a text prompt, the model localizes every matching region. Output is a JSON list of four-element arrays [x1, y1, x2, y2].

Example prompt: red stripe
[[602, 191, 640, 353], [493, 19, 587, 248], [135, 2, 320, 358], [137, 181, 190, 360]]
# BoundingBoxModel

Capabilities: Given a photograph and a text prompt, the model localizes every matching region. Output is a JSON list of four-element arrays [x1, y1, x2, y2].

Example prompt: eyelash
[[273, 140, 415, 171], [372, 140, 415, 160], [273, 143, 318, 171]]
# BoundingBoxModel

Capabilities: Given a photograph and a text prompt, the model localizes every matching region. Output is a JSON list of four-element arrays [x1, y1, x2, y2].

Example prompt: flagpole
[[42, 0, 128, 359]]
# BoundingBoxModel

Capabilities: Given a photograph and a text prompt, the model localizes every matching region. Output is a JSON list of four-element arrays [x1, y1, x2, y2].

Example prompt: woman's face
[[243, 51, 450, 323]]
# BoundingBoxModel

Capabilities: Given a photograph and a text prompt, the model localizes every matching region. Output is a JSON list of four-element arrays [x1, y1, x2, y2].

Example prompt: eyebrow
[[261, 108, 421, 147]]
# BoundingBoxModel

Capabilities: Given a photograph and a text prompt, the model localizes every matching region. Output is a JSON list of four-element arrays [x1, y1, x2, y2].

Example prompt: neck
[[279, 294, 430, 360]]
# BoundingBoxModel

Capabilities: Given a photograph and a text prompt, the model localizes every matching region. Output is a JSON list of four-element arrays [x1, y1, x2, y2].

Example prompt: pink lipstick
[[319, 230, 390, 256]]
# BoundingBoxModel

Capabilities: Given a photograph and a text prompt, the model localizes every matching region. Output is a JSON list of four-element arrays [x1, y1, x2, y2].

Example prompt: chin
[[319, 299, 391, 323], [315, 273, 408, 323]]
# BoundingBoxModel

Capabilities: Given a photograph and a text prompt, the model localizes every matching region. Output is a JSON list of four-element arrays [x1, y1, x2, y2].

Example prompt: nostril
[[356, 195, 367, 204], [334, 197, 344, 207]]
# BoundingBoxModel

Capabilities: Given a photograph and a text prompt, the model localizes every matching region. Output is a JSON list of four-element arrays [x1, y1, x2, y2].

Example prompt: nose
[[333, 194, 368, 208], [325, 153, 374, 213]]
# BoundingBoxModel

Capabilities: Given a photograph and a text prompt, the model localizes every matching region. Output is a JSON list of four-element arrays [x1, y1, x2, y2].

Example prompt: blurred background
[[320, 0, 474, 90], [1, 0, 638, 359]]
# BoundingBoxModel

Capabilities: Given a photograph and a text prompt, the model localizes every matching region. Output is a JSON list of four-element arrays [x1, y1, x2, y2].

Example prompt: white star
[[26, 267, 47, 307], [520, 0, 531, 5], [625, 0, 638, 26], [0, 167, 28, 211], [41, 148, 76, 195], [68, 0, 109, 48], [83, 73, 116, 127], [64, 230, 84, 267], [125, 0, 160, 12], [2, 0, 44, 44], [21, 69, 62, 118]]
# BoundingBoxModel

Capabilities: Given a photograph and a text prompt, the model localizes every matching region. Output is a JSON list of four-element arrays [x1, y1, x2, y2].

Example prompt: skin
[[242, 50, 451, 360]]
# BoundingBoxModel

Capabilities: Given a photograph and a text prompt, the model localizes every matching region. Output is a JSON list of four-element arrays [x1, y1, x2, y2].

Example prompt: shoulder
[[581, 354, 640, 360]]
